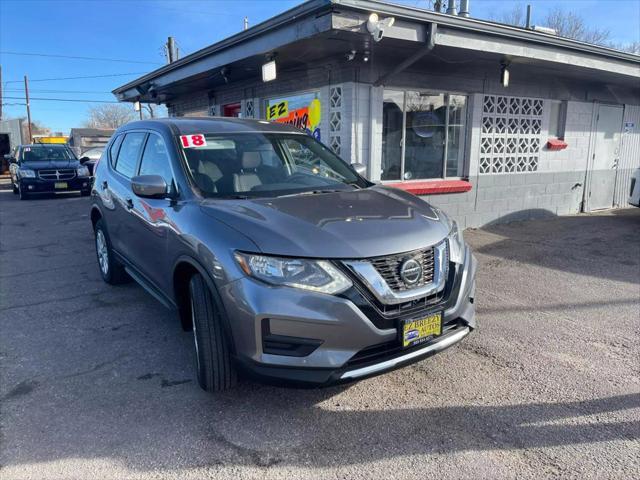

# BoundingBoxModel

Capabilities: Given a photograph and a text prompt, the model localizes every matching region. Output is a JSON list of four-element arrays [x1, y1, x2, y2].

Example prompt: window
[[381, 90, 468, 181], [109, 134, 124, 167], [264, 91, 322, 140], [549, 100, 567, 139], [114, 132, 145, 178], [139, 134, 173, 183], [20, 145, 74, 162]]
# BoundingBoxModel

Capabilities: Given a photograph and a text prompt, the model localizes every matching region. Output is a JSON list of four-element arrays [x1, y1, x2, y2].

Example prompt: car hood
[[21, 160, 79, 170], [200, 186, 451, 259]]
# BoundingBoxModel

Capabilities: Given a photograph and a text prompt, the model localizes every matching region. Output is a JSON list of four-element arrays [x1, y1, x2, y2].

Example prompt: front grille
[[38, 169, 76, 181], [338, 264, 459, 330], [370, 246, 435, 291]]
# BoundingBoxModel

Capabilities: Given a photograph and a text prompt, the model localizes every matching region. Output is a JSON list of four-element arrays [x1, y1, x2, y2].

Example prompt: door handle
[[125, 198, 134, 210], [102, 180, 108, 190]]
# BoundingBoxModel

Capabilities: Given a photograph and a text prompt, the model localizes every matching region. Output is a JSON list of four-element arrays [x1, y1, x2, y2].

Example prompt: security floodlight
[[366, 12, 395, 42]]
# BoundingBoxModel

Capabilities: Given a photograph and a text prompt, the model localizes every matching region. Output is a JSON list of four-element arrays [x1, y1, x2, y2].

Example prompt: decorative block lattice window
[[244, 99, 255, 118], [479, 95, 543, 174], [329, 86, 343, 155]]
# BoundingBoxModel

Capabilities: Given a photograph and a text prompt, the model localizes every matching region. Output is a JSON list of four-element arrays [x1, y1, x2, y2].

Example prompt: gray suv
[[90, 118, 476, 392]]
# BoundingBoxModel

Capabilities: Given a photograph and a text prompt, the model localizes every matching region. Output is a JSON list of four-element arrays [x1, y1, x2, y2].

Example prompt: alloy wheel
[[96, 230, 109, 276]]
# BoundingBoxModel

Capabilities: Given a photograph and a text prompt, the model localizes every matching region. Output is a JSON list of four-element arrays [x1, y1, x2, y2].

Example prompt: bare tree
[[492, 3, 527, 27], [543, 7, 610, 45], [84, 104, 136, 129], [609, 41, 640, 55], [16, 117, 52, 140]]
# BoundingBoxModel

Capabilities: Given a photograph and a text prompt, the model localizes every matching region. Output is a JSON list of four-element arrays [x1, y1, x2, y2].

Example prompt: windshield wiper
[[218, 194, 250, 199], [276, 189, 345, 198]]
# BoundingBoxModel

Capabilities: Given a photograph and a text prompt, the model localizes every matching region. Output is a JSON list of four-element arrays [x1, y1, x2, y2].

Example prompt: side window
[[109, 134, 124, 167], [138, 134, 173, 183], [114, 133, 145, 178]]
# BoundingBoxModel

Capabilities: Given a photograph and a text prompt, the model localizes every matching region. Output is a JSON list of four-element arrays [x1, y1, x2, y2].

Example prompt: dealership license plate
[[402, 312, 442, 348], [54, 182, 68, 189]]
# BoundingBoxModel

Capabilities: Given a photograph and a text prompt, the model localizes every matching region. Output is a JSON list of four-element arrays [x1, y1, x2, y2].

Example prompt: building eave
[[112, 0, 333, 97], [331, 0, 639, 64], [113, 0, 640, 101]]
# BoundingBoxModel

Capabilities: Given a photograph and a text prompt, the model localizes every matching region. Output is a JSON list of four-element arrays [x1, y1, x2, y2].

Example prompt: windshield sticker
[[24, 147, 31, 152], [180, 134, 208, 148]]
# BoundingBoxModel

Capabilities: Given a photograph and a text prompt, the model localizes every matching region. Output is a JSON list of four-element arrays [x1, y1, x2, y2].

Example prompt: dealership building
[[113, 0, 640, 228]]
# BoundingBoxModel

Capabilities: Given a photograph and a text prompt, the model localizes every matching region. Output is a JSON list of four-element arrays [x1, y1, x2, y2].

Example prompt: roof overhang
[[114, 0, 640, 103]]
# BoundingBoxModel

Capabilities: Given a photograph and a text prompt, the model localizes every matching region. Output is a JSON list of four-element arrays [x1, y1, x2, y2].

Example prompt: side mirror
[[79, 156, 90, 164], [131, 175, 169, 199], [352, 162, 367, 178]]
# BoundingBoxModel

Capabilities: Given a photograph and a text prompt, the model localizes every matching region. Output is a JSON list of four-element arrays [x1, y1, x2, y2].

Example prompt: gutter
[[332, 0, 639, 64]]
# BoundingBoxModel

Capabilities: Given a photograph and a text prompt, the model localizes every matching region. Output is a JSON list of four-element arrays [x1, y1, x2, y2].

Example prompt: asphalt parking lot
[[1, 179, 639, 480]]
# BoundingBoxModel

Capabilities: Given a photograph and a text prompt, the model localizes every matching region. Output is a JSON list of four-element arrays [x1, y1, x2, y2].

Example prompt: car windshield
[[182, 133, 368, 198], [21, 146, 75, 162]]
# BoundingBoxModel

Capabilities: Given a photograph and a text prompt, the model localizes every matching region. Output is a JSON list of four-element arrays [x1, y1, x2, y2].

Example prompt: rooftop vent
[[532, 25, 557, 35]]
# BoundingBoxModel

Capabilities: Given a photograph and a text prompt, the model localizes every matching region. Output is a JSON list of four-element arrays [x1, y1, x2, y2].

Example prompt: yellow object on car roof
[[33, 136, 68, 144]]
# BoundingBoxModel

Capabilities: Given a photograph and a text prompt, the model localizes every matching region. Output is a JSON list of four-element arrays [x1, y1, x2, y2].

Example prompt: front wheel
[[18, 185, 29, 200], [189, 274, 237, 392]]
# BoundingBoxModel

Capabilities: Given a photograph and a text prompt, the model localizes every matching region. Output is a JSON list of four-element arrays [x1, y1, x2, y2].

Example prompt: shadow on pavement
[[3, 376, 639, 470], [470, 208, 640, 285]]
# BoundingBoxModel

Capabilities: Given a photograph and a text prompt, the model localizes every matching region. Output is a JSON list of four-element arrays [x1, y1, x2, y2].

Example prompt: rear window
[[114, 133, 145, 178], [109, 135, 124, 167]]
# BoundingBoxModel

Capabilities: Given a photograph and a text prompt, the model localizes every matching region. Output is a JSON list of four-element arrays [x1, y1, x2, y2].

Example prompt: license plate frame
[[401, 311, 443, 348], [54, 182, 68, 189]]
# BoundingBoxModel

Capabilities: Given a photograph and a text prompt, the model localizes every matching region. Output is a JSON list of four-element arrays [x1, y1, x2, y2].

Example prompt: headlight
[[235, 252, 352, 295], [77, 166, 90, 177], [18, 169, 36, 178], [448, 220, 466, 264]]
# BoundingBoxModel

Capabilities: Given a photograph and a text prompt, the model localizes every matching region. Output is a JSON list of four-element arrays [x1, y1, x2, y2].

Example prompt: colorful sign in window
[[266, 92, 322, 140]]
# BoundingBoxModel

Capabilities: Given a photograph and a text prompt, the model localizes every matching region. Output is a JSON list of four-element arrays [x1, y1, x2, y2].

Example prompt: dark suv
[[7, 144, 92, 199], [90, 118, 476, 392]]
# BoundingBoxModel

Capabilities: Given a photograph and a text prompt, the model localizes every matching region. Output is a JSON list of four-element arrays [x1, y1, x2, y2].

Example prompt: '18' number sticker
[[180, 134, 207, 148]]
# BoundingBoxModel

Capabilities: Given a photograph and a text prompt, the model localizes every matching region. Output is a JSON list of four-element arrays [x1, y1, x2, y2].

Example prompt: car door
[[105, 131, 147, 262], [126, 132, 178, 290]]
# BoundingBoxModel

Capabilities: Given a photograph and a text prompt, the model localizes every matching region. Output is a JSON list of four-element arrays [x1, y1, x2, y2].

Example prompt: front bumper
[[19, 176, 91, 194], [220, 247, 477, 386]]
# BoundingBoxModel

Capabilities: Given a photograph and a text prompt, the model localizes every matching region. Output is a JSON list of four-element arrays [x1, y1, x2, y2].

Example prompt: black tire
[[18, 185, 29, 200], [189, 273, 237, 392], [94, 219, 129, 285]]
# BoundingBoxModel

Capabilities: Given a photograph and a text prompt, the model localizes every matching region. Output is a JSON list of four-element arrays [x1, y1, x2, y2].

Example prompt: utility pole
[[167, 37, 175, 64], [24, 75, 32, 143]]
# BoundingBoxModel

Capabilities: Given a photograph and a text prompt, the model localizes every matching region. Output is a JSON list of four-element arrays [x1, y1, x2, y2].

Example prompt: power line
[[3, 88, 113, 94], [0, 50, 163, 65], [3, 96, 121, 104], [3, 72, 149, 83]]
